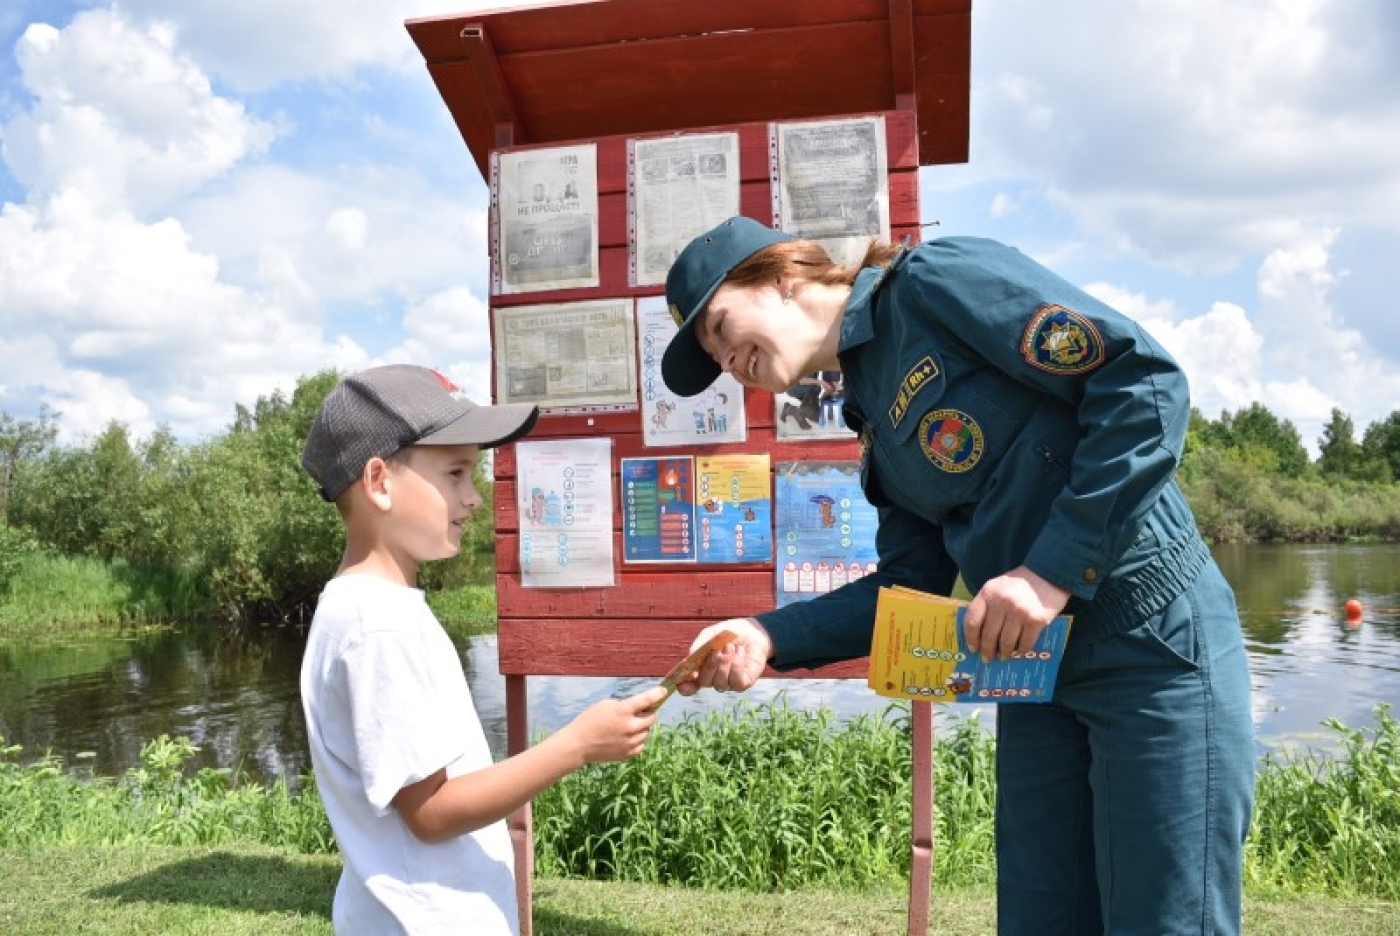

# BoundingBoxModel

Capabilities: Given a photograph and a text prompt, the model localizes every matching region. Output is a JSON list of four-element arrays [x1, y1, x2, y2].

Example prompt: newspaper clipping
[[630, 132, 741, 286], [493, 298, 637, 409], [772, 116, 889, 266], [494, 143, 599, 294]]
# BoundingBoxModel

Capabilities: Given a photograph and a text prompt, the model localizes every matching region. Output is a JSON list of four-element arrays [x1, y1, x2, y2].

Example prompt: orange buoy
[[1344, 599, 1364, 622]]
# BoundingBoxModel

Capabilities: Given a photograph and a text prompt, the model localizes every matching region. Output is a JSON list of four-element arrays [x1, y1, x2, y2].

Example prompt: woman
[[663, 216, 1254, 935]]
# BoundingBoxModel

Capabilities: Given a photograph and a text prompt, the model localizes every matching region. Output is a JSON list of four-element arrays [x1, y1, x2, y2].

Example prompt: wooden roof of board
[[405, 0, 971, 179]]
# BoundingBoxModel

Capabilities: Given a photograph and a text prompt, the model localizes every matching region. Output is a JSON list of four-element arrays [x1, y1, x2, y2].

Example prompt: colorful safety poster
[[516, 437, 615, 587], [620, 456, 697, 563], [773, 461, 879, 607], [636, 295, 746, 446], [695, 453, 772, 564]]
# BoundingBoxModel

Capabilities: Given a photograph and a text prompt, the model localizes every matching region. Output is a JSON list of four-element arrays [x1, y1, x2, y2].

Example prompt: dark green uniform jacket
[[758, 237, 1212, 669]]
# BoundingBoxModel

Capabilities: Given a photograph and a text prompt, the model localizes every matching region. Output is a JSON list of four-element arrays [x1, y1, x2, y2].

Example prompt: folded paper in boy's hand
[[655, 630, 738, 706]]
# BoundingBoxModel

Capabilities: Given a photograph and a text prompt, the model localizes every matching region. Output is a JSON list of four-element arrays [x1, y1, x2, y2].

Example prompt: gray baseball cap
[[302, 364, 538, 501]]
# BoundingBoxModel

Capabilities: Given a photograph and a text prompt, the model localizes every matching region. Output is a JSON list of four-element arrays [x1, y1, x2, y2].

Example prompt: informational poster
[[493, 143, 599, 293], [695, 453, 773, 564], [493, 298, 637, 410], [636, 295, 746, 446], [773, 461, 880, 608], [771, 116, 889, 267], [516, 438, 615, 587], [620, 456, 697, 563], [774, 369, 853, 441], [629, 132, 741, 286]]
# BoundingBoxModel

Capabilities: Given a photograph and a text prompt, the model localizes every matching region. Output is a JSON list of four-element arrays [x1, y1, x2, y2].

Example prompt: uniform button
[[1082, 568, 1098, 583]]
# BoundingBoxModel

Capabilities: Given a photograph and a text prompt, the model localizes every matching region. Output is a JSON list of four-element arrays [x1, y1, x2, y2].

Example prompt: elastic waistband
[[1068, 532, 1212, 643]]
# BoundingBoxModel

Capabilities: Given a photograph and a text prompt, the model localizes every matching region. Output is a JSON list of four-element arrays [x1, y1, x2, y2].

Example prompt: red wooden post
[[405, 4, 971, 933], [908, 701, 936, 936]]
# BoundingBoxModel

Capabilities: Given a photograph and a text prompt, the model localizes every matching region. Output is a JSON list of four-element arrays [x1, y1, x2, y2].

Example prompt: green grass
[[1, 845, 1397, 935], [2, 704, 1399, 933]]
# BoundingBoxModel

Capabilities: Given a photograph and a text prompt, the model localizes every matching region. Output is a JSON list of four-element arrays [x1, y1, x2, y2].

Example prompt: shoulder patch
[[1020, 304, 1105, 375], [919, 409, 984, 473], [888, 355, 939, 429]]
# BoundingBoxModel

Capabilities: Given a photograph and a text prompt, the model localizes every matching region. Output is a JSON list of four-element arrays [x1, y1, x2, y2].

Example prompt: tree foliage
[[1, 388, 1396, 624]]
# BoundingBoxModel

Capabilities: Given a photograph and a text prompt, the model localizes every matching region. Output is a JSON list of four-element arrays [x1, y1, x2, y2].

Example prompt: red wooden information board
[[407, 4, 971, 933]]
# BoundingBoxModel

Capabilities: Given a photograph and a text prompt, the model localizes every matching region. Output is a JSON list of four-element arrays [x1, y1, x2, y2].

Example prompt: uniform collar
[[839, 244, 911, 353]]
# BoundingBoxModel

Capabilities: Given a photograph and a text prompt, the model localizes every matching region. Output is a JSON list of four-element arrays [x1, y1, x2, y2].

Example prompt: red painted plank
[[497, 570, 774, 619], [409, 1, 905, 59], [496, 617, 869, 678], [494, 26, 895, 148]]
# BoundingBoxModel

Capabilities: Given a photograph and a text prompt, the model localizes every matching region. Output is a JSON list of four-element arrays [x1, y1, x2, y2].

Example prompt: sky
[[1, 0, 1397, 456]]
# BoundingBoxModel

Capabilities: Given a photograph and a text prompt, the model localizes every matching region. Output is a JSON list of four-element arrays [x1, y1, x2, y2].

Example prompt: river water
[[1, 543, 1395, 786]]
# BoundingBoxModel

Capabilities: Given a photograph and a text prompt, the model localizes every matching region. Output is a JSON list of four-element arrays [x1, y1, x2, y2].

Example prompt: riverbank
[[1, 844, 1396, 935], [4, 705, 1398, 901]]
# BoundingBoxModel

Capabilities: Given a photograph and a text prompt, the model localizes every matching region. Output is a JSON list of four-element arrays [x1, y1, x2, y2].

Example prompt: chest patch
[[888, 355, 939, 429], [919, 409, 984, 473], [1020, 304, 1105, 374]]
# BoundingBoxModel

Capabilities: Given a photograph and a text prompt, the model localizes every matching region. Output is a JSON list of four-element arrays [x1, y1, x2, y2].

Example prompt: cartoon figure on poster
[[775, 369, 851, 440], [690, 386, 733, 436]]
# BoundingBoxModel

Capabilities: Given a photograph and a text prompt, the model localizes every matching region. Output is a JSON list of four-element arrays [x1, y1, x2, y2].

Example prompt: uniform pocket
[[1085, 591, 1202, 672]]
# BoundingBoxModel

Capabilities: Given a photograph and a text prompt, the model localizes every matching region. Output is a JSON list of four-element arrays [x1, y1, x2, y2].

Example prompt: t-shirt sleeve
[[340, 629, 471, 814]]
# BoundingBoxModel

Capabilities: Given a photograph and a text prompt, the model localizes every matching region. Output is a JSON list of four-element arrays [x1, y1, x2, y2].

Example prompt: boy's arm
[[393, 685, 666, 843]]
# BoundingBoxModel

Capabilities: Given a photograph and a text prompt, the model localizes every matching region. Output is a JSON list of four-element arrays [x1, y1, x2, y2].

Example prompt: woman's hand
[[675, 618, 772, 696], [963, 566, 1070, 662]]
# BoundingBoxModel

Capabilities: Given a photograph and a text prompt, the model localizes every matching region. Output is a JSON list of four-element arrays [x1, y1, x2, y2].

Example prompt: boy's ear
[[363, 457, 393, 511]]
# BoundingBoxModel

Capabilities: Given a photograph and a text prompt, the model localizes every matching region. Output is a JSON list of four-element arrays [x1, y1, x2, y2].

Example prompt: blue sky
[[2, 0, 1397, 456]]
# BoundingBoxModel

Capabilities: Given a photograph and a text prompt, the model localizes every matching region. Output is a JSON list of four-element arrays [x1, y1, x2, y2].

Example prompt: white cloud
[[1253, 232, 1400, 446], [964, 0, 1400, 269], [2, 9, 274, 215], [0, 186, 336, 443], [110, 0, 549, 92], [1085, 228, 1400, 453], [379, 286, 497, 406]]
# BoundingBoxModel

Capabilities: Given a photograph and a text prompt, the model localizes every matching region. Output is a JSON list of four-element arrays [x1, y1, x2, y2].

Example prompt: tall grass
[[3, 703, 1397, 900], [0, 734, 332, 853], [0, 551, 200, 637], [1247, 704, 1400, 898], [535, 700, 925, 890]]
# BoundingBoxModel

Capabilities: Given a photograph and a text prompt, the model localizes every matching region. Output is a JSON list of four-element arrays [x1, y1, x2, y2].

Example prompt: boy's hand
[[566, 686, 666, 765], [676, 618, 771, 696]]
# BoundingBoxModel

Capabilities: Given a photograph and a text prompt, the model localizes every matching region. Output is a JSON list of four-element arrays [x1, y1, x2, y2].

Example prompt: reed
[[2, 703, 1397, 900], [0, 551, 199, 637]]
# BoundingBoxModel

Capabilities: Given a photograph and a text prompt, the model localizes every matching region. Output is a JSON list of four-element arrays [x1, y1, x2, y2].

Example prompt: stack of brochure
[[867, 586, 1072, 704]]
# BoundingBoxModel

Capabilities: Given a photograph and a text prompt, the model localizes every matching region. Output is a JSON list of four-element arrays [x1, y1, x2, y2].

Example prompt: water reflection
[[0, 543, 1395, 786], [1218, 543, 1400, 751]]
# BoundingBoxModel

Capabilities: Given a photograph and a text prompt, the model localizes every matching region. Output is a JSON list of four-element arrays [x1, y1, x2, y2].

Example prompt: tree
[[0, 406, 59, 525], [1319, 408, 1390, 484], [1199, 403, 1310, 477], [1361, 411, 1400, 484]]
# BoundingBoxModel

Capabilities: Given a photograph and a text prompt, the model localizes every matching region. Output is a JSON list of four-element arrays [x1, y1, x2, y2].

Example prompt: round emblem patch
[[919, 409, 984, 473], [1020, 304, 1105, 374], [668, 303, 686, 328]]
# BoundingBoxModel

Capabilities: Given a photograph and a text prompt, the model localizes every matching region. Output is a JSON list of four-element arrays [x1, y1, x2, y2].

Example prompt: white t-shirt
[[300, 574, 518, 934]]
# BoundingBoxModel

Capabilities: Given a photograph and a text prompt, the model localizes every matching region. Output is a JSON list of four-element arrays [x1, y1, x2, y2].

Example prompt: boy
[[299, 364, 665, 934]]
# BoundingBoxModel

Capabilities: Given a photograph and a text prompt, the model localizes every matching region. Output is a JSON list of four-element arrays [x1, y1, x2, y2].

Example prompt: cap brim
[[661, 317, 723, 398], [419, 402, 540, 450]]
